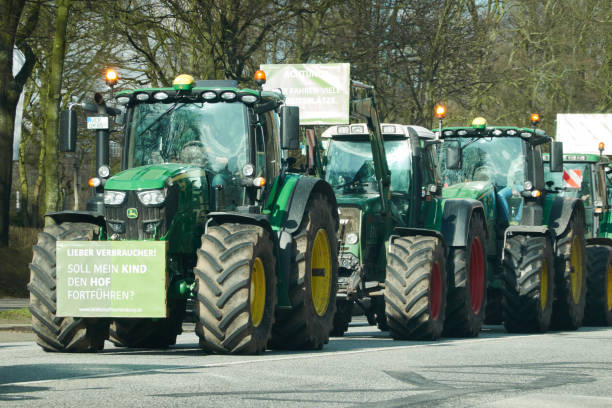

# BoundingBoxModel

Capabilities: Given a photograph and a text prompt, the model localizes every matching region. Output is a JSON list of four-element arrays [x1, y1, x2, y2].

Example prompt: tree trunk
[[0, 0, 27, 246], [42, 0, 71, 224]]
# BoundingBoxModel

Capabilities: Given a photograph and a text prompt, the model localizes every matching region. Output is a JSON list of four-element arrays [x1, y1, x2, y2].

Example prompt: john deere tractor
[[28, 71, 339, 354], [320, 86, 486, 340], [438, 116, 587, 333], [543, 148, 612, 326]]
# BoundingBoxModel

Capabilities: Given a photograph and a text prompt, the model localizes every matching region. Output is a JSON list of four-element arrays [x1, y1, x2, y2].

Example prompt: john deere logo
[[126, 208, 139, 219]]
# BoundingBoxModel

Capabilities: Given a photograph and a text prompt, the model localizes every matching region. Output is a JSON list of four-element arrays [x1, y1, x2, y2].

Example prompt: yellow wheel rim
[[607, 264, 612, 312], [311, 229, 332, 317], [540, 258, 549, 311], [250, 257, 266, 327], [570, 235, 583, 304]]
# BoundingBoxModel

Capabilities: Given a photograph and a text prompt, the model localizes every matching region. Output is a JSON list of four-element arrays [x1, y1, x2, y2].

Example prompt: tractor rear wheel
[[583, 245, 612, 326], [109, 300, 185, 348], [384, 235, 447, 340], [502, 235, 554, 332], [443, 214, 487, 337], [330, 299, 352, 336], [551, 215, 587, 330], [28, 222, 108, 352], [194, 224, 277, 354], [270, 193, 338, 350]]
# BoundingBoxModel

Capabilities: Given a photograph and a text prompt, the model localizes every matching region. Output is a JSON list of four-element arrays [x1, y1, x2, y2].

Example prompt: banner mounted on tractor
[[260, 63, 350, 125]]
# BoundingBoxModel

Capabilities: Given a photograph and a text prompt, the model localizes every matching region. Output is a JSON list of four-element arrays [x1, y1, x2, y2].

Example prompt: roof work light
[[472, 117, 487, 130], [105, 68, 118, 88], [254, 70, 266, 87], [434, 104, 446, 119]]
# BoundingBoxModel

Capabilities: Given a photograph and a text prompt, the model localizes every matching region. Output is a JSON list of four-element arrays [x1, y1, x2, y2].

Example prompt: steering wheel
[[179, 140, 206, 164], [472, 165, 495, 182]]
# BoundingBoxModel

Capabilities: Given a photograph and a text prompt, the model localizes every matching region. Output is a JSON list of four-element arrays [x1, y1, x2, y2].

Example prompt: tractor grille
[[105, 189, 177, 240]]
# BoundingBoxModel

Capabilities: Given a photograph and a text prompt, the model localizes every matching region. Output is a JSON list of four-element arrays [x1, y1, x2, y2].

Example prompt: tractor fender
[[45, 210, 105, 228], [440, 198, 485, 248], [501, 225, 555, 263], [283, 176, 338, 235], [548, 196, 585, 237]]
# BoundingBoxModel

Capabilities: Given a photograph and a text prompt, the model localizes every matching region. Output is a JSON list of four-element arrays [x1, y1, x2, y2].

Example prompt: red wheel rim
[[430, 261, 442, 320], [469, 236, 485, 313]]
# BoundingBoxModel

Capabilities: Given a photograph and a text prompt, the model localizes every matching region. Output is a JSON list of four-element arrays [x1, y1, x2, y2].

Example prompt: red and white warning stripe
[[562, 169, 582, 189]]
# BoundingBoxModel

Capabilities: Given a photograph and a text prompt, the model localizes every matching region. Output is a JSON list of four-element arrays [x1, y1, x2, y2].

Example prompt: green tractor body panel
[[105, 163, 193, 190]]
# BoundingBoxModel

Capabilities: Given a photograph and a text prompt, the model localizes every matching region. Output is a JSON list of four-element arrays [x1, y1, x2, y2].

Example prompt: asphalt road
[[1, 319, 611, 407]]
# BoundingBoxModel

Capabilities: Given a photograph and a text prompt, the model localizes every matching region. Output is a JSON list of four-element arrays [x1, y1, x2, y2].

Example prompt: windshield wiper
[[135, 102, 184, 141]]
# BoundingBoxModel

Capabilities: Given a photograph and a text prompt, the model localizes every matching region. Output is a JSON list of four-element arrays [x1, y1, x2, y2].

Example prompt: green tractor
[[543, 149, 612, 325], [28, 71, 339, 354], [320, 91, 487, 340], [438, 117, 587, 333]]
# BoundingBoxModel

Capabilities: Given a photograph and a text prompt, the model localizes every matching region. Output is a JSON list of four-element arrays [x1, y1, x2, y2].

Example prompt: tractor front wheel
[[502, 235, 554, 332], [551, 215, 587, 330], [28, 222, 109, 352], [194, 224, 277, 354], [330, 299, 353, 336], [583, 245, 612, 326], [443, 214, 487, 337], [384, 235, 447, 340]]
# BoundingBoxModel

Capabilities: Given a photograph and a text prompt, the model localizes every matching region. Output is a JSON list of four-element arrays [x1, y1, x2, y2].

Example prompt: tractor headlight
[[104, 190, 126, 205], [346, 233, 358, 245], [137, 189, 166, 206], [98, 165, 111, 178]]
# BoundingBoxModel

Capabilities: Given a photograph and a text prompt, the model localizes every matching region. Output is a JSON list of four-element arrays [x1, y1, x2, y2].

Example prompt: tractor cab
[[543, 150, 611, 238], [438, 117, 563, 227]]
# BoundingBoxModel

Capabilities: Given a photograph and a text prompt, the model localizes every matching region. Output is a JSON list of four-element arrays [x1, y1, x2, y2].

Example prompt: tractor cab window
[[384, 139, 412, 194], [545, 163, 593, 206], [257, 110, 280, 182], [440, 137, 526, 190], [325, 138, 379, 195]]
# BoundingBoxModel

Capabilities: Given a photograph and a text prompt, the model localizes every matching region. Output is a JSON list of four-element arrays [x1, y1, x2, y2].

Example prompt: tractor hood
[[105, 164, 198, 190], [442, 181, 493, 200]]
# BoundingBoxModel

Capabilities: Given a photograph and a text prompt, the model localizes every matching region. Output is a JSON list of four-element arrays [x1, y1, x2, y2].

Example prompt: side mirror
[[59, 109, 77, 152], [280, 106, 300, 150], [444, 140, 462, 170], [550, 141, 563, 172]]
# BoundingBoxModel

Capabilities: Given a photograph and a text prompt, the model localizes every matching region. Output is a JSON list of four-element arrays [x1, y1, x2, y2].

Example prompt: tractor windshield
[[440, 137, 526, 190], [326, 140, 378, 194], [325, 138, 411, 195], [544, 163, 593, 205], [126, 101, 248, 174]]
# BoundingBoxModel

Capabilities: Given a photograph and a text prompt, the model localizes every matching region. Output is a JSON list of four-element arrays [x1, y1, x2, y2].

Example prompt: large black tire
[[28, 222, 109, 352], [551, 215, 587, 330], [109, 299, 185, 348], [502, 235, 554, 333], [583, 245, 612, 326], [443, 214, 487, 337], [384, 235, 447, 340], [373, 296, 389, 331], [194, 224, 277, 354], [270, 193, 338, 350], [330, 299, 353, 336]]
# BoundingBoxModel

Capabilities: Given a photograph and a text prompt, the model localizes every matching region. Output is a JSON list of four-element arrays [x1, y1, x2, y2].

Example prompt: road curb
[[0, 324, 32, 333]]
